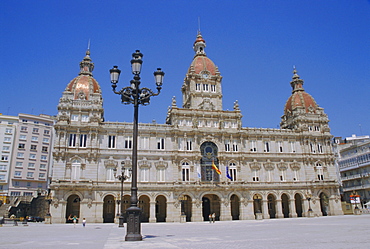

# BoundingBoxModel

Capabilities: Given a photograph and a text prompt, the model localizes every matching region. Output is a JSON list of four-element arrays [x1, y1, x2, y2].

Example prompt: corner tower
[[280, 68, 330, 132], [181, 32, 223, 110], [56, 49, 104, 126]]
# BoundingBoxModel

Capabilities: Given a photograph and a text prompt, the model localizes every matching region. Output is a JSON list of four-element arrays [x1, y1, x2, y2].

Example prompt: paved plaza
[[1, 215, 369, 249]]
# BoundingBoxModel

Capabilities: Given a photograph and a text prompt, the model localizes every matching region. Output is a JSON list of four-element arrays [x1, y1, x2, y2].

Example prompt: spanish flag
[[212, 160, 221, 175]]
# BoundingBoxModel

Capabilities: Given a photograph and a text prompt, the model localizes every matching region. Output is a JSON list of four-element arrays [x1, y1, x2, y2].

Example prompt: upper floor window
[[186, 139, 193, 151], [69, 134, 77, 147], [210, 84, 216, 92], [108, 135, 116, 149], [30, 145, 37, 150], [181, 162, 190, 182], [71, 114, 79, 121], [202, 84, 209, 92], [21, 126, 28, 131], [1, 155, 9, 161], [250, 140, 257, 152], [252, 170, 259, 182], [140, 168, 149, 182], [31, 136, 38, 142], [290, 141, 296, 153], [125, 137, 132, 149], [81, 115, 89, 122], [32, 128, 39, 133], [79, 134, 87, 148], [44, 130, 50, 135], [316, 163, 324, 181], [228, 163, 237, 181], [140, 137, 149, 149], [278, 141, 283, 153], [18, 143, 25, 149], [20, 135, 26, 140], [317, 143, 323, 153], [225, 140, 230, 152], [157, 138, 165, 150], [195, 83, 201, 91], [232, 140, 238, 152], [43, 138, 49, 143], [5, 128, 12, 134], [264, 142, 270, 152]]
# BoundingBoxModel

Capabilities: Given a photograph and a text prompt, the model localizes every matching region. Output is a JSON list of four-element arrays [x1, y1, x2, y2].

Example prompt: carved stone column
[[149, 201, 156, 223], [262, 199, 269, 219], [220, 199, 232, 221], [191, 199, 203, 222], [289, 198, 297, 218], [276, 199, 284, 218]]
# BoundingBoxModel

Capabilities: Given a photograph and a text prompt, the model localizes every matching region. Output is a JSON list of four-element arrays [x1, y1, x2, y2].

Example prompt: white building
[[50, 33, 343, 223], [334, 135, 370, 208]]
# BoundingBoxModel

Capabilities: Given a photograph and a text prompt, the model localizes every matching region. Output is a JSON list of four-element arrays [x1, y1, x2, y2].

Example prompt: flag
[[197, 165, 201, 179], [212, 160, 221, 175], [226, 166, 232, 180]]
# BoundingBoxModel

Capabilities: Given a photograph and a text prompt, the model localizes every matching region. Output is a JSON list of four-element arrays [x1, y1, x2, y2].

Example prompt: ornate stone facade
[[50, 33, 343, 223]]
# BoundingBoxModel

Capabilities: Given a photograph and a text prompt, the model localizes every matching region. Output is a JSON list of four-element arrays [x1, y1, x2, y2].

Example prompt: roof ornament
[[79, 42, 94, 75], [193, 30, 206, 57], [290, 66, 304, 93]]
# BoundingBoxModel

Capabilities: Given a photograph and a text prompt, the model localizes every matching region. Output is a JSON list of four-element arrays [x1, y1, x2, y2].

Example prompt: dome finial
[[193, 30, 206, 56], [80, 44, 94, 75], [290, 66, 304, 92]]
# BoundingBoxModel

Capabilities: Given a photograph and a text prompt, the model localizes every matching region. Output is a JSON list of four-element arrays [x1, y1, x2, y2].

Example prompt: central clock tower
[[181, 32, 223, 111]]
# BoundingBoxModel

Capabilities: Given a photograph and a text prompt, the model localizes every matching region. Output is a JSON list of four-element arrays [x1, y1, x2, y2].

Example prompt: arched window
[[316, 163, 324, 180], [181, 162, 190, 182], [228, 163, 237, 181], [200, 142, 219, 182], [71, 159, 81, 180]]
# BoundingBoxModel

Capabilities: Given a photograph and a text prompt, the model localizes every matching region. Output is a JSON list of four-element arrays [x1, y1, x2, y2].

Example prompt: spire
[[79, 44, 94, 76], [193, 31, 206, 56], [290, 66, 304, 93]]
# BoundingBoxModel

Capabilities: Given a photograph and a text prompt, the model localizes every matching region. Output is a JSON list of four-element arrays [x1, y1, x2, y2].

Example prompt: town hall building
[[49, 33, 343, 223]]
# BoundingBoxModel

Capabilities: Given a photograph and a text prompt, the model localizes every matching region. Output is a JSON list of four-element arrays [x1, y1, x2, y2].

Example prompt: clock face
[[202, 73, 209, 79]]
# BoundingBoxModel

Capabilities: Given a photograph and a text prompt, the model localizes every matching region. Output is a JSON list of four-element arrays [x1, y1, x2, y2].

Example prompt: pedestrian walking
[[212, 213, 215, 223], [71, 215, 78, 228], [209, 214, 212, 223], [82, 218, 86, 227]]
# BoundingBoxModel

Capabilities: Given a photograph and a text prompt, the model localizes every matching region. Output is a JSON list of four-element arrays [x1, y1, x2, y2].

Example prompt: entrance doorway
[[230, 194, 240, 220], [66, 194, 80, 223], [139, 195, 150, 222], [103, 195, 115, 223], [281, 194, 290, 218], [267, 194, 276, 218], [320, 192, 329, 216], [202, 194, 220, 221], [155, 195, 167, 222], [295, 193, 303, 217]]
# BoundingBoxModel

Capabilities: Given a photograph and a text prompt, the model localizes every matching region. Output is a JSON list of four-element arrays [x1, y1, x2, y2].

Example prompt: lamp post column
[[125, 84, 142, 241]]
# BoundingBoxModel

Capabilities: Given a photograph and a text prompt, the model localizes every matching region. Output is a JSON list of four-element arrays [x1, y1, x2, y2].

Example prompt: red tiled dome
[[284, 91, 318, 114], [189, 56, 217, 75], [66, 75, 101, 100]]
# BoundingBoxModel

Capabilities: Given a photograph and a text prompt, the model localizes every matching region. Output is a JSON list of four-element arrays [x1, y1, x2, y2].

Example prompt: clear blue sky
[[1, 0, 369, 138]]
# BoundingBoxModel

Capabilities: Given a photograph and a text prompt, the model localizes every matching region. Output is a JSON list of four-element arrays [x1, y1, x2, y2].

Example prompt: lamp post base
[[125, 206, 142, 241], [119, 215, 124, 227]]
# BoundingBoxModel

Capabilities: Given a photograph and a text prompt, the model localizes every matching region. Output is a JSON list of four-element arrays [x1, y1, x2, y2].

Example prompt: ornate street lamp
[[307, 193, 313, 212], [113, 161, 132, 227], [110, 50, 164, 241]]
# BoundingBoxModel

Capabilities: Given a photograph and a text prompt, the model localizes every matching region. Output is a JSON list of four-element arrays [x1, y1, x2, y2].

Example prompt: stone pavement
[[0, 215, 369, 249]]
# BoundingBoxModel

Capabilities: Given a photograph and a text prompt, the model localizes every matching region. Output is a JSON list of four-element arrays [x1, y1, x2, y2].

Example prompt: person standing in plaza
[[71, 215, 78, 228], [212, 213, 215, 223], [82, 218, 86, 227]]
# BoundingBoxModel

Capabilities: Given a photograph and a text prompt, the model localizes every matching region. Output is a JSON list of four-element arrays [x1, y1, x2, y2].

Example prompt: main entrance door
[[103, 195, 115, 223]]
